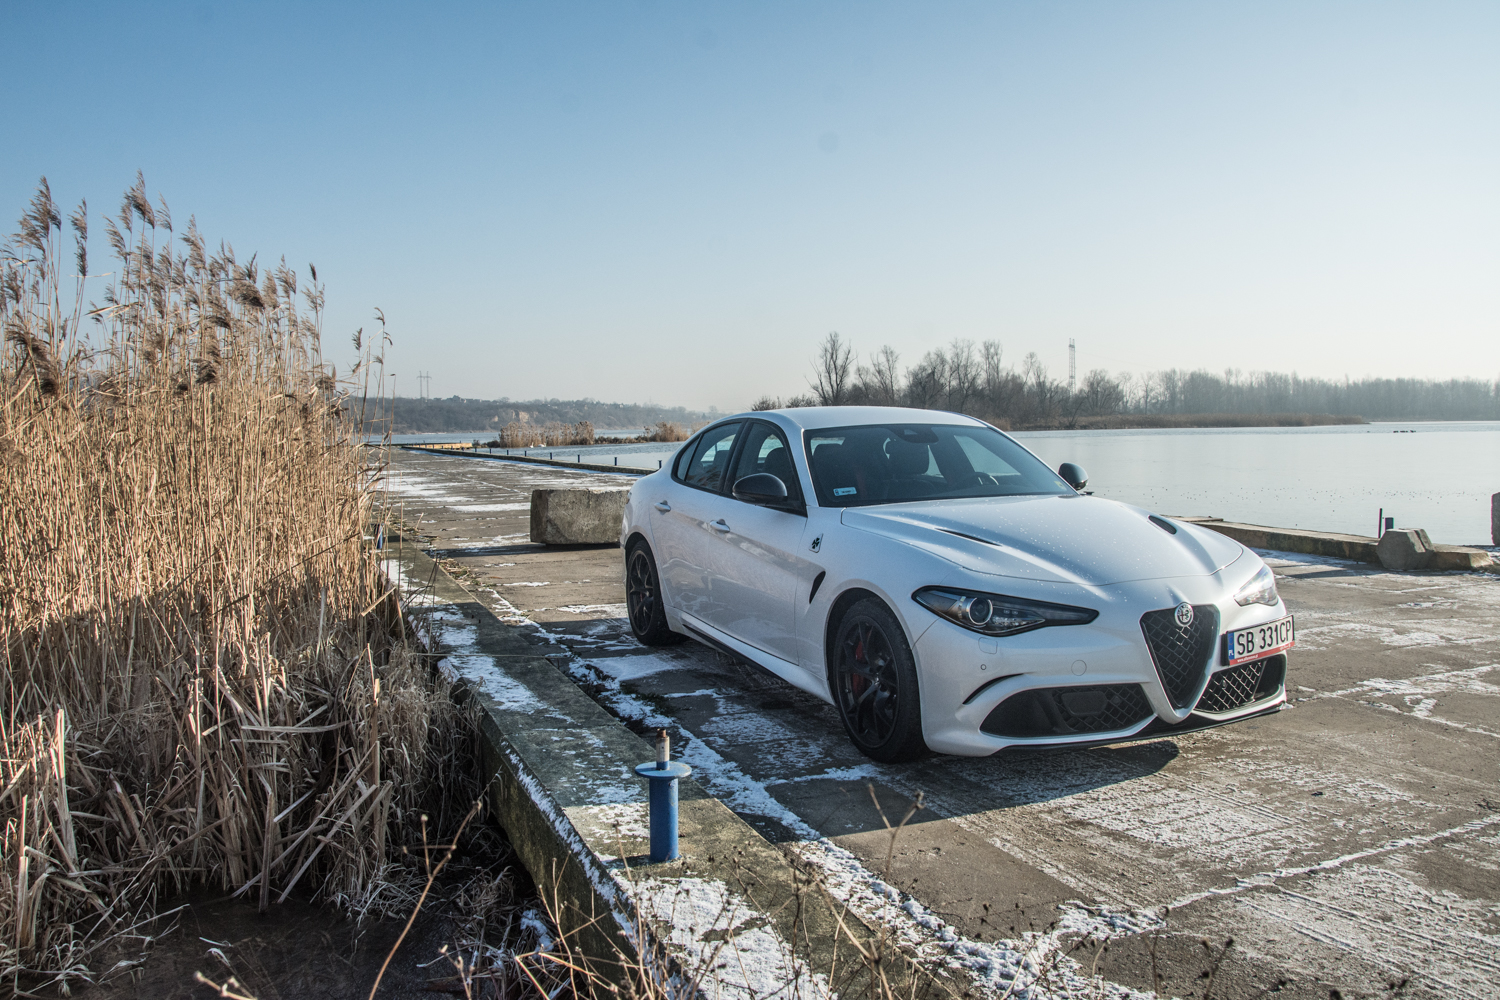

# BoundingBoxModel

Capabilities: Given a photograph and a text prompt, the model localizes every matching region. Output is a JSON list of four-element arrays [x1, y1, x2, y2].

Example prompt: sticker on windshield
[[833, 487, 857, 497]]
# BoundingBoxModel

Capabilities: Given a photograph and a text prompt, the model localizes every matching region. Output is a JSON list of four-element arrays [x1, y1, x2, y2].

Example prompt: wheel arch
[[823, 586, 883, 687]]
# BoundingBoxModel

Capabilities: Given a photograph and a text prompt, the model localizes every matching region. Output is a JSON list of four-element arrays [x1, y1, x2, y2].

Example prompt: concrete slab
[[385, 447, 1500, 1000], [381, 526, 948, 1000]]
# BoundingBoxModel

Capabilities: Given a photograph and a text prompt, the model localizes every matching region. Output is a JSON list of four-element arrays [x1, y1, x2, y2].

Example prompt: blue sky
[[5, 2, 1497, 411]]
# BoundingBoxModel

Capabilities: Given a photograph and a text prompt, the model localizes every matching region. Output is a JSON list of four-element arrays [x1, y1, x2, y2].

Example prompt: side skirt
[[678, 612, 833, 703]]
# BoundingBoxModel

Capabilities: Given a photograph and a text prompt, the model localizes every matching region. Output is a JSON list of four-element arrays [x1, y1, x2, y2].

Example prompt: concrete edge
[[1171, 517, 1497, 574], [400, 444, 655, 476], [378, 537, 958, 1000], [1172, 517, 1383, 563]]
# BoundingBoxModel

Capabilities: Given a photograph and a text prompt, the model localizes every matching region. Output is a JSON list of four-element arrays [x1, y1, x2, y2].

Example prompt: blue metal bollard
[[634, 730, 691, 862]]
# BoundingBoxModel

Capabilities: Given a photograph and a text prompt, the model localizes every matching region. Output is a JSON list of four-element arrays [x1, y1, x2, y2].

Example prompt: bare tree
[[904, 348, 948, 410], [1080, 369, 1125, 415], [856, 344, 903, 405], [809, 331, 855, 406], [945, 339, 980, 413]]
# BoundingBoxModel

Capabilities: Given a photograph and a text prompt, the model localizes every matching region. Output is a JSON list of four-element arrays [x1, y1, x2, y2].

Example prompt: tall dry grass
[[496, 420, 596, 448], [0, 176, 475, 991], [637, 421, 688, 443]]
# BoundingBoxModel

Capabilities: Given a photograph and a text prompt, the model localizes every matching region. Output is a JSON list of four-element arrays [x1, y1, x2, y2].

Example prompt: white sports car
[[620, 406, 1293, 761]]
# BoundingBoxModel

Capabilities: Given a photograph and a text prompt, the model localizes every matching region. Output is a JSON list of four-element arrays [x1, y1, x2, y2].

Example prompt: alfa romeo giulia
[[620, 407, 1293, 761]]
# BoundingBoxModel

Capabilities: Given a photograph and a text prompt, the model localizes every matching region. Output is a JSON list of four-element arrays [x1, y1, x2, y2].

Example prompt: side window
[[673, 435, 699, 480], [730, 422, 800, 498], [679, 422, 741, 492]]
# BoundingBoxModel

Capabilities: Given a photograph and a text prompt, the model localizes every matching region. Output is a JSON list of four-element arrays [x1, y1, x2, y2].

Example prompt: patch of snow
[[581, 802, 650, 839], [556, 603, 630, 617], [452, 502, 532, 512], [625, 876, 830, 1000]]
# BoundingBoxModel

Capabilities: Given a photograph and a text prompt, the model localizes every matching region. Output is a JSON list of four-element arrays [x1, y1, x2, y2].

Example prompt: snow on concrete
[[1323, 663, 1500, 738], [580, 802, 651, 840], [452, 502, 533, 512], [624, 876, 831, 1000], [561, 644, 1163, 1000]]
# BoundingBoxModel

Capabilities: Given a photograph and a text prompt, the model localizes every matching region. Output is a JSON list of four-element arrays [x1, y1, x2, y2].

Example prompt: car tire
[[625, 540, 685, 647], [831, 598, 929, 763]]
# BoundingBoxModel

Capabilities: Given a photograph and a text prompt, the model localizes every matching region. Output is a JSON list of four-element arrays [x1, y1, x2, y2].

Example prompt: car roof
[[718, 405, 989, 433]]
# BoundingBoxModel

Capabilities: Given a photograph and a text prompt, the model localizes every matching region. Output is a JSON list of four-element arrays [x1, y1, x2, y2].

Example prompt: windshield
[[803, 423, 1073, 507]]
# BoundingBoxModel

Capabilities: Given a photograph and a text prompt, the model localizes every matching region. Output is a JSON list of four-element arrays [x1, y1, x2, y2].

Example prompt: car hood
[[840, 495, 1245, 587]]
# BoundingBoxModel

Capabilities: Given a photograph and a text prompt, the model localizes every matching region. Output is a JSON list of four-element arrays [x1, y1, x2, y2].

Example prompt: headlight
[[1233, 564, 1279, 607], [913, 587, 1098, 637]]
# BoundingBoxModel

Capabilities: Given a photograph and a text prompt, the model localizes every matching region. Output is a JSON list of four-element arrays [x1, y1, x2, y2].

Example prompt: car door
[[698, 420, 813, 666], [651, 422, 742, 621]]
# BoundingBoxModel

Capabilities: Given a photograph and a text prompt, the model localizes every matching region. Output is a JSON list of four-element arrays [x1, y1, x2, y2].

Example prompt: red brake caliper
[[850, 633, 866, 696]]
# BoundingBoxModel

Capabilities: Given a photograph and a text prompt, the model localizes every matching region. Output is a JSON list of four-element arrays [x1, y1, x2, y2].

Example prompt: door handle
[[710, 519, 731, 533], [655, 501, 671, 513]]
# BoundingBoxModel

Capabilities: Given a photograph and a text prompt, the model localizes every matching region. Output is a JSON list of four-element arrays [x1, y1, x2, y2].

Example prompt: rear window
[[803, 423, 1070, 507], [676, 422, 741, 492]]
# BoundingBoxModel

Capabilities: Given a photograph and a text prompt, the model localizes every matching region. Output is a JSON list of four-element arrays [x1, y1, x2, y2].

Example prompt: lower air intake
[[1196, 654, 1287, 714], [982, 684, 1153, 738]]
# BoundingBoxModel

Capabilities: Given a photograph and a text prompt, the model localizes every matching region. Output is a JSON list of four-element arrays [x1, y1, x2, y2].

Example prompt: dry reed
[[637, 421, 688, 443], [0, 176, 474, 992], [497, 420, 596, 448]]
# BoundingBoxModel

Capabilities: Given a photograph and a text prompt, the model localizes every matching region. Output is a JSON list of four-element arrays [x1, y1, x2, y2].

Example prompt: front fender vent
[[1140, 605, 1220, 709]]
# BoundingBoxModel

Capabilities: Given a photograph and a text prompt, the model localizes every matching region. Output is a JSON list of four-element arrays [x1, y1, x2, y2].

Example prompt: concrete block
[[529, 488, 629, 545], [1376, 529, 1431, 572], [1492, 493, 1499, 546]]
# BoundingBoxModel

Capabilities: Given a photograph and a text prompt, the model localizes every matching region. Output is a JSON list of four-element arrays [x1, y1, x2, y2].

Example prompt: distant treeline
[[365, 396, 717, 434], [755, 334, 1500, 428]]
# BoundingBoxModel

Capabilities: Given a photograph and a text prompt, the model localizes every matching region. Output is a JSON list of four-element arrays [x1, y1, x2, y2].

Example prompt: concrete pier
[[384, 447, 1500, 999]]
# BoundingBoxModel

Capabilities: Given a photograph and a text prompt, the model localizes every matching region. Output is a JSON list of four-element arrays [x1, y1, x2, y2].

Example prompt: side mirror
[[1058, 463, 1088, 490], [732, 473, 793, 507]]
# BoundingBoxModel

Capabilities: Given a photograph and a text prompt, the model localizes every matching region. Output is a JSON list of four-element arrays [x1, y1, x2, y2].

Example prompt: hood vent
[[939, 528, 1002, 547], [1149, 515, 1178, 535]]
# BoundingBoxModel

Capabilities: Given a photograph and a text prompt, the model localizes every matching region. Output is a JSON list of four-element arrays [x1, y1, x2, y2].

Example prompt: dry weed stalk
[[496, 421, 596, 449], [0, 176, 472, 991]]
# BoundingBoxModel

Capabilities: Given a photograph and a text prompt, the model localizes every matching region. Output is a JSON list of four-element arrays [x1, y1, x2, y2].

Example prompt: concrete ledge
[[1174, 518, 1382, 563], [530, 488, 629, 545], [400, 444, 653, 476], [379, 541, 947, 998], [1174, 517, 1495, 574], [1429, 544, 1496, 572]]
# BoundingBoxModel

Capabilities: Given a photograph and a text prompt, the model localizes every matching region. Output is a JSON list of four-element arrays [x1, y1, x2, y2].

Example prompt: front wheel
[[831, 598, 929, 762], [625, 540, 685, 646]]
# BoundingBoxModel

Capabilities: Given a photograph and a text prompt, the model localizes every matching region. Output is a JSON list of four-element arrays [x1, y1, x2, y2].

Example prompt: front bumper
[[911, 574, 1289, 756]]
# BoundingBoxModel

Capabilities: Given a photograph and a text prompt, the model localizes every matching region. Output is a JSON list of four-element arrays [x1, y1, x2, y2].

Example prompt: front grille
[[982, 684, 1153, 738], [1140, 605, 1220, 709], [1197, 654, 1286, 714]]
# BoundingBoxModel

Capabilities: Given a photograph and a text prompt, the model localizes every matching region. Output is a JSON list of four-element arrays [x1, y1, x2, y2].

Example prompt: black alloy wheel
[[625, 541, 684, 646], [832, 598, 928, 762]]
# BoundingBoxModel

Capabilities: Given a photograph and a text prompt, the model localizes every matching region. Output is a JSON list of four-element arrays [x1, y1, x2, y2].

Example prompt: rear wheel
[[626, 540, 684, 646], [831, 598, 928, 762]]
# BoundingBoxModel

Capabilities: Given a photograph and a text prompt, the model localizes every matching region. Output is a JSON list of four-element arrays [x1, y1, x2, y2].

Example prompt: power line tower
[[1068, 340, 1077, 394], [416, 371, 432, 399]]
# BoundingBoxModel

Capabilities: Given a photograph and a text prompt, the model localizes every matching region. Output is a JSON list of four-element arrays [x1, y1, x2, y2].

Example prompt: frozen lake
[[387, 421, 1500, 545]]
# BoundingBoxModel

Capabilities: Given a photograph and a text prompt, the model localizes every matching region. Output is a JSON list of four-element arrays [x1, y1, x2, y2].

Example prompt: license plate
[[1224, 615, 1294, 665]]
